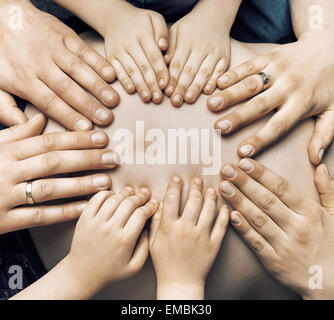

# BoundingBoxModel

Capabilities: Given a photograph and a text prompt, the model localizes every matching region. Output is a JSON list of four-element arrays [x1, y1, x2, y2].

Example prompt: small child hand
[[64, 187, 158, 297], [150, 176, 229, 300]]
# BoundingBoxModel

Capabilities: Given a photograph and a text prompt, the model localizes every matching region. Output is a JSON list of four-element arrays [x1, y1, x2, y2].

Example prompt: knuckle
[[37, 180, 53, 202], [73, 178, 86, 194], [273, 177, 289, 198], [200, 68, 211, 80], [139, 63, 153, 75], [40, 134, 57, 151], [81, 151, 94, 166], [32, 209, 45, 226], [148, 52, 161, 65], [244, 76, 260, 92], [258, 194, 276, 211], [295, 222, 311, 243], [77, 44, 91, 59], [250, 212, 268, 228], [68, 58, 84, 75], [271, 119, 289, 136], [241, 61, 255, 74], [126, 65, 138, 77], [39, 92, 58, 111], [42, 153, 61, 172], [251, 238, 265, 251]]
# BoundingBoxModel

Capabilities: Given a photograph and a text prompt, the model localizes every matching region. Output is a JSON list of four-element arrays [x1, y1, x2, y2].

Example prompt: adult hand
[[0, 0, 119, 131], [103, 1, 169, 104], [150, 176, 229, 299], [208, 35, 334, 164], [165, 4, 231, 107], [219, 159, 334, 299], [0, 113, 120, 234]]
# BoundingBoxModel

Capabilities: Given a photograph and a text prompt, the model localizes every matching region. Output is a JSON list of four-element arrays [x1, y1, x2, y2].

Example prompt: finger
[[128, 230, 149, 273], [140, 37, 169, 90], [210, 205, 229, 244], [128, 44, 163, 104], [124, 199, 158, 241], [149, 201, 163, 245], [162, 176, 183, 221], [314, 164, 334, 209], [204, 58, 229, 95], [238, 100, 303, 158], [97, 186, 135, 221], [0, 113, 45, 145], [16, 149, 119, 182], [7, 201, 87, 232], [214, 86, 282, 135], [221, 164, 296, 228], [208, 74, 265, 112], [110, 58, 136, 94], [10, 130, 109, 160], [41, 68, 114, 126], [165, 46, 191, 99], [151, 13, 168, 51], [29, 80, 92, 131], [171, 52, 206, 107], [164, 27, 177, 65], [229, 210, 277, 262], [185, 55, 217, 104], [81, 190, 113, 220], [197, 188, 218, 231], [181, 177, 203, 225], [111, 188, 151, 227], [238, 158, 315, 214], [54, 52, 119, 108], [118, 53, 152, 102], [308, 108, 334, 165], [64, 34, 116, 82], [217, 55, 268, 89], [218, 180, 287, 245], [14, 174, 111, 206], [0, 91, 27, 127]]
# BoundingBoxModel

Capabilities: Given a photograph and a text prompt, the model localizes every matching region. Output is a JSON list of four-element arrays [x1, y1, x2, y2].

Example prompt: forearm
[[157, 282, 205, 300], [290, 0, 334, 39], [11, 256, 100, 300], [193, 0, 242, 32]]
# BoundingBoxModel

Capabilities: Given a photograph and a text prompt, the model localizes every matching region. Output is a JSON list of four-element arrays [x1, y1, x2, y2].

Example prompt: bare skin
[[27, 32, 324, 299]]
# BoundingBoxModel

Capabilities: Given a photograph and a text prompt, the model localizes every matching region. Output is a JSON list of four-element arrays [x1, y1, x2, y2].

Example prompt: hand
[[64, 188, 158, 297], [219, 159, 334, 300], [0, 0, 119, 131], [150, 176, 229, 300], [0, 90, 27, 127], [0, 113, 120, 234], [103, 1, 169, 104], [164, 4, 231, 107], [208, 34, 334, 164]]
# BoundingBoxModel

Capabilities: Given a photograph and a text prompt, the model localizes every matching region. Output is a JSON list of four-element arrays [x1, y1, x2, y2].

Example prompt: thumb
[[314, 164, 334, 210], [0, 113, 46, 145], [308, 108, 334, 165], [150, 12, 169, 51], [0, 91, 27, 127], [149, 200, 163, 247]]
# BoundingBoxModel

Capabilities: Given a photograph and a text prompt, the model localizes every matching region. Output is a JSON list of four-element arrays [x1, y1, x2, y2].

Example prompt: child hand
[[150, 176, 229, 299], [103, 1, 169, 104], [220, 159, 334, 300], [164, 5, 231, 107], [64, 187, 158, 298]]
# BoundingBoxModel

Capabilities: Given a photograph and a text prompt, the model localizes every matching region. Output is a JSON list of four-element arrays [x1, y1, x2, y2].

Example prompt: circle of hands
[[2, 0, 334, 300]]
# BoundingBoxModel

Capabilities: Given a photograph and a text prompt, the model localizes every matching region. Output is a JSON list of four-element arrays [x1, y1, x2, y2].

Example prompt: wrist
[[157, 280, 205, 300]]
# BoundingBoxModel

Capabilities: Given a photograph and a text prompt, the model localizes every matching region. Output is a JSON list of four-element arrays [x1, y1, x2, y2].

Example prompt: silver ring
[[26, 182, 35, 205], [257, 72, 271, 88]]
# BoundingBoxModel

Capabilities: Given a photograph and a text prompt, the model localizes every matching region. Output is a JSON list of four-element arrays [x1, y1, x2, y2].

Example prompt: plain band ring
[[26, 181, 35, 205], [258, 72, 271, 88]]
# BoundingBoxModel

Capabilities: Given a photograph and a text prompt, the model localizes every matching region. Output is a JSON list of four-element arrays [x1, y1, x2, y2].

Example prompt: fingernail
[[76, 119, 91, 131], [231, 212, 241, 225], [140, 187, 149, 194], [323, 164, 330, 177], [194, 177, 202, 184], [173, 94, 182, 104], [173, 176, 181, 183], [220, 181, 234, 196], [77, 203, 87, 212], [95, 109, 110, 122], [217, 119, 231, 131], [91, 131, 107, 144], [142, 91, 150, 100], [208, 96, 223, 109], [102, 90, 116, 103], [158, 38, 168, 49], [159, 79, 165, 88], [186, 91, 194, 101], [127, 83, 134, 92], [319, 148, 325, 161], [239, 159, 254, 172], [218, 75, 228, 85], [102, 151, 119, 165], [153, 91, 161, 101], [102, 66, 113, 79], [150, 198, 158, 204], [205, 85, 211, 92], [126, 186, 134, 192], [222, 165, 237, 179], [206, 188, 216, 195], [166, 85, 174, 94], [240, 144, 254, 157], [93, 175, 109, 187]]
